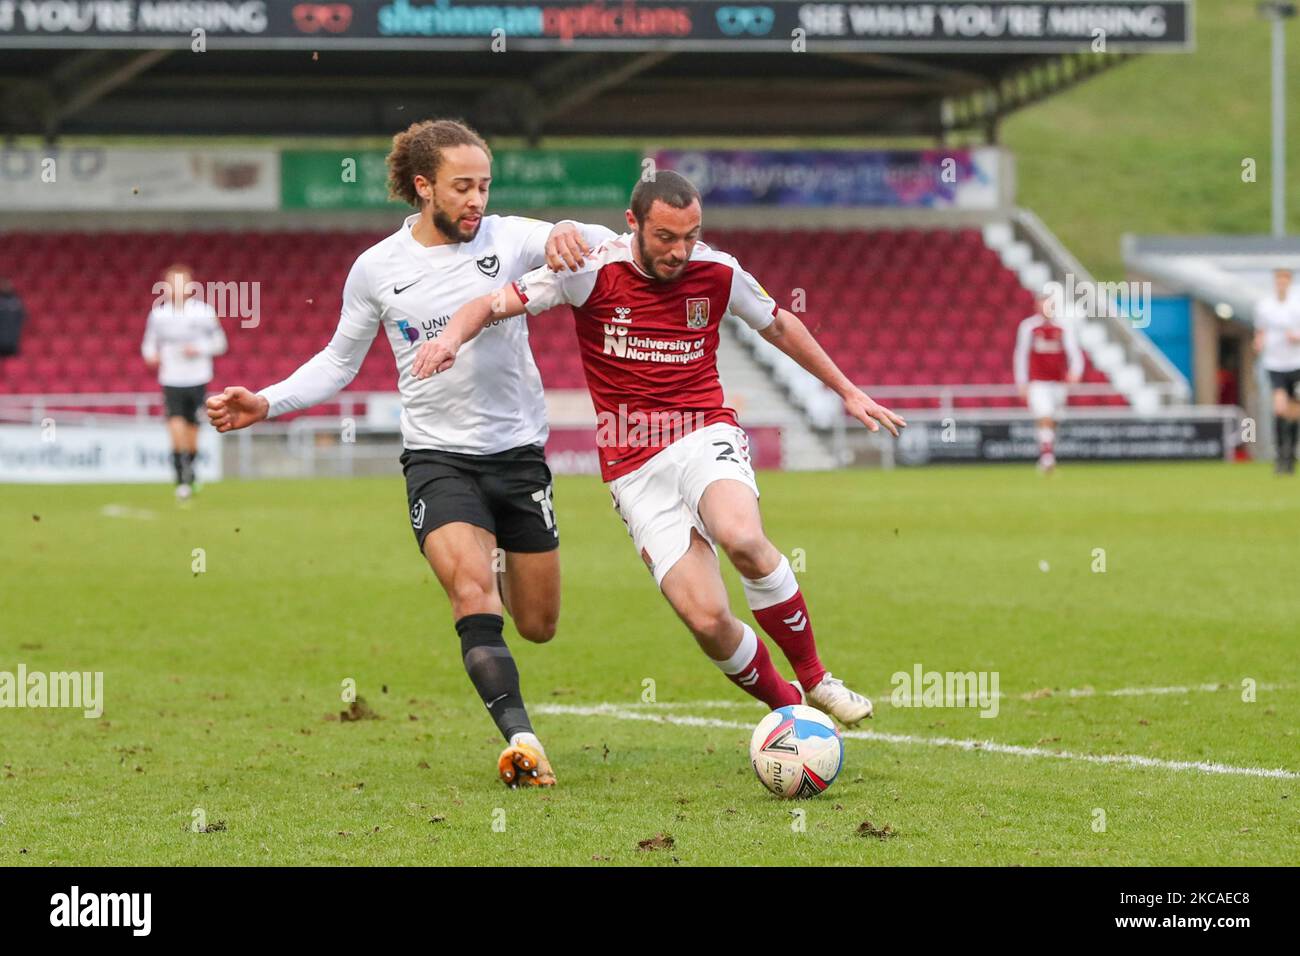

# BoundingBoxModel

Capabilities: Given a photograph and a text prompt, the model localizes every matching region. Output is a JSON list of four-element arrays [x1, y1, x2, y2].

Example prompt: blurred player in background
[[1252, 268, 1300, 476], [1014, 290, 1082, 474], [207, 119, 613, 788], [417, 172, 903, 727], [142, 263, 227, 500]]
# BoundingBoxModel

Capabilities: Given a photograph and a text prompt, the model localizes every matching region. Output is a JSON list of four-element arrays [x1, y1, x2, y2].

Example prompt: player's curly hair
[[386, 119, 492, 208]]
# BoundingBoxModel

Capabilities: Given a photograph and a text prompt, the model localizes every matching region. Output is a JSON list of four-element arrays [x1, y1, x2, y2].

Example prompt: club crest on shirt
[[476, 254, 500, 278], [685, 297, 709, 330]]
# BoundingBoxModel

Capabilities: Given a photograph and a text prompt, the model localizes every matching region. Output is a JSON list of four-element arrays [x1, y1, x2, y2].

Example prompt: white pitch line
[[535, 703, 1300, 781], [612, 681, 1292, 709], [1062, 683, 1288, 698]]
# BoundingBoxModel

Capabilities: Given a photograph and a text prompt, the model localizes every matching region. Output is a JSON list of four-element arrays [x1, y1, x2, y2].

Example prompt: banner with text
[[654, 147, 1000, 208], [281, 148, 642, 210], [0, 425, 223, 483], [896, 417, 1232, 465], [0, 145, 279, 211], [0, 2, 1194, 52]]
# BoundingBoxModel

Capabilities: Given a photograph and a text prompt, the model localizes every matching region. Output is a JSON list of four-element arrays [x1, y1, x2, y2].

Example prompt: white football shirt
[[259, 214, 615, 454], [1255, 292, 1300, 372], [141, 298, 227, 388]]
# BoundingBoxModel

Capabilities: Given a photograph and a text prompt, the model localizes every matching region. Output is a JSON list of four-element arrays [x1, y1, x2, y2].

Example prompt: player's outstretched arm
[[411, 285, 528, 379], [760, 307, 906, 437]]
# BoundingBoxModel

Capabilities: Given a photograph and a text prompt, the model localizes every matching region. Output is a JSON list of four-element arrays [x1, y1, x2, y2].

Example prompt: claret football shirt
[[512, 233, 778, 481]]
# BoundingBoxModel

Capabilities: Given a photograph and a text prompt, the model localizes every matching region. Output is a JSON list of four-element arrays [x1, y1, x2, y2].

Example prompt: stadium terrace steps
[[0, 227, 1125, 415], [714, 320, 840, 470]]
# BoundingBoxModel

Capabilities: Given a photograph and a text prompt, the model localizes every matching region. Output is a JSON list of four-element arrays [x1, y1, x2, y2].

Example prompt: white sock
[[1036, 426, 1055, 451], [509, 731, 545, 757], [712, 623, 759, 676], [741, 555, 799, 611]]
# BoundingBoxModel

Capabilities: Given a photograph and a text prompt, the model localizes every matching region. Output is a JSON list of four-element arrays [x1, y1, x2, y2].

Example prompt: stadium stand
[[0, 227, 1121, 420]]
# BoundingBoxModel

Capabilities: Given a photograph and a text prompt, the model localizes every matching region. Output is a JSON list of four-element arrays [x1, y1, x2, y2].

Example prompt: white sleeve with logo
[[512, 259, 600, 315], [725, 258, 778, 331], [258, 256, 380, 418]]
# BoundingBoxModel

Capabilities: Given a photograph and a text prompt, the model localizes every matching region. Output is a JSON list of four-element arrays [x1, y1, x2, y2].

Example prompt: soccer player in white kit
[[142, 263, 227, 500], [206, 120, 613, 787], [415, 172, 904, 728], [1252, 268, 1300, 475], [1014, 291, 1083, 473]]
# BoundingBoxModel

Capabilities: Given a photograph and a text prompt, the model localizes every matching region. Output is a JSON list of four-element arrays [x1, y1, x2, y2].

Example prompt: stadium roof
[[0, 1, 1193, 141], [0, 46, 1138, 140], [1124, 235, 1300, 326]]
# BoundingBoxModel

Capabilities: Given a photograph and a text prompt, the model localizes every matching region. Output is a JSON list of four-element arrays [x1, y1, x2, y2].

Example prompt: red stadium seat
[[4, 226, 1124, 410]]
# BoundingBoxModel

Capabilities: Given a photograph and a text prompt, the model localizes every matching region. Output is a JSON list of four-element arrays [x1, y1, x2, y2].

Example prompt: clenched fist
[[206, 386, 269, 432]]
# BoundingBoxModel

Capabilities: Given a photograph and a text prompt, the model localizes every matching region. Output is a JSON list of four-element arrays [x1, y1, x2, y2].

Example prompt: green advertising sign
[[281, 149, 641, 210]]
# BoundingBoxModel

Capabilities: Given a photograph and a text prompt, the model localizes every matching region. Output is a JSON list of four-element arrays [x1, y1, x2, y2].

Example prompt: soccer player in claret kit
[[415, 172, 905, 725], [207, 120, 614, 788], [1014, 289, 1083, 473]]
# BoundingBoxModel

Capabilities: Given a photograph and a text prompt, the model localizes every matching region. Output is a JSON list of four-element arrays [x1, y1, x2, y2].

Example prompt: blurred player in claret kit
[[206, 119, 615, 788], [415, 171, 905, 726], [1252, 268, 1300, 476], [142, 263, 227, 500], [1014, 289, 1082, 474]]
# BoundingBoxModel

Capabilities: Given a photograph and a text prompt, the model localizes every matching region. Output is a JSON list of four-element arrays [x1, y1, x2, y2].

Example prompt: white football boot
[[803, 673, 874, 726]]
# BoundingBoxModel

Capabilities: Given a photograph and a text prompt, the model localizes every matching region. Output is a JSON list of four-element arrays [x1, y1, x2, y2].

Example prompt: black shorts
[[1267, 368, 1300, 398], [162, 384, 207, 424], [401, 444, 558, 555]]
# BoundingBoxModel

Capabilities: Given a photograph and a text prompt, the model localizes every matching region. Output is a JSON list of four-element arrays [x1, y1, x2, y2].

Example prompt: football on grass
[[750, 704, 844, 798]]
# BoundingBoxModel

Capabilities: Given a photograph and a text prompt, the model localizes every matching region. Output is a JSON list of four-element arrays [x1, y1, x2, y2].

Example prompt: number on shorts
[[531, 484, 556, 530], [713, 441, 737, 463]]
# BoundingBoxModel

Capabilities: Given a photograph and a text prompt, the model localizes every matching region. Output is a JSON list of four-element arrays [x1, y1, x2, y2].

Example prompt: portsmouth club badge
[[686, 297, 709, 330]]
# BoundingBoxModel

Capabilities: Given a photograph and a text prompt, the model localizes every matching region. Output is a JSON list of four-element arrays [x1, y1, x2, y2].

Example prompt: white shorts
[[607, 422, 760, 588], [1027, 381, 1068, 419]]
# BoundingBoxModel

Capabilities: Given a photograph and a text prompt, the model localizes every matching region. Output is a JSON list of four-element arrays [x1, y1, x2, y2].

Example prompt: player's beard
[[430, 197, 481, 244], [635, 229, 687, 283]]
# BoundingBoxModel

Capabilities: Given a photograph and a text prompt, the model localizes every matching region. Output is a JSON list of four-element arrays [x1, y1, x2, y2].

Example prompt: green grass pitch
[[1, 463, 1296, 866]]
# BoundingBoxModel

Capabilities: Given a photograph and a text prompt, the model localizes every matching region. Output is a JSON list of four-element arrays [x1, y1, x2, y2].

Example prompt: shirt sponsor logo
[[602, 324, 706, 364], [686, 297, 709, 329], [476, 254, 500, 278], [397, 319, 420, 344]]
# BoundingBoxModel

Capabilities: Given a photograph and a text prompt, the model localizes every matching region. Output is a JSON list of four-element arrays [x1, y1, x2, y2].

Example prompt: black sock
[[1278, 418, 1295, 461], [455, 613, 532, 742], [182, 451, 197, 485], [1288, 420, 1299, 459], [171, 451, 184, 484]]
